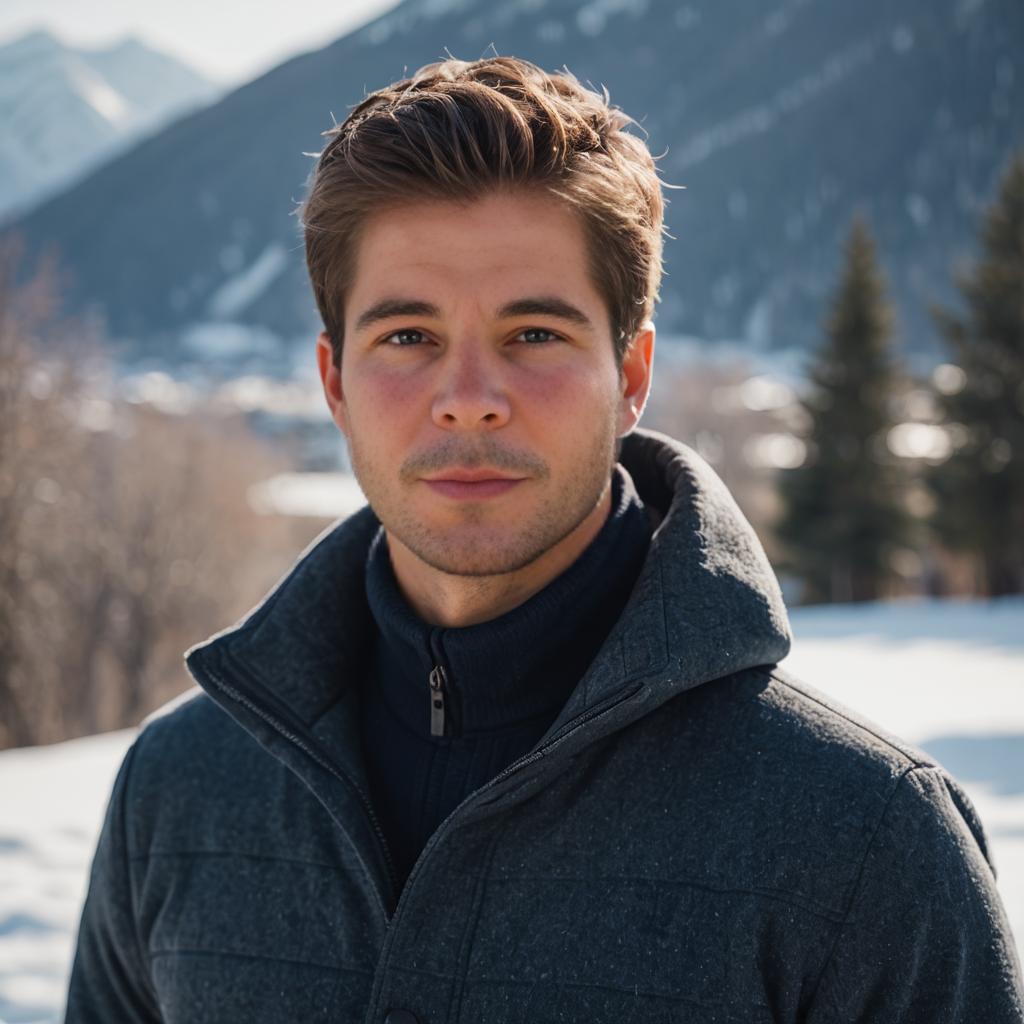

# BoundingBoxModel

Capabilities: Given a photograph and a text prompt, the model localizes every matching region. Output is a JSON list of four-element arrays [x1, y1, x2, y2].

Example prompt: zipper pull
[[429, 665, 447, 737]]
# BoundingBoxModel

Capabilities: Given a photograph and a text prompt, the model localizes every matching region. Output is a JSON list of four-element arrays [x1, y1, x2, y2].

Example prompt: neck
[[386, 484, 613, 627]]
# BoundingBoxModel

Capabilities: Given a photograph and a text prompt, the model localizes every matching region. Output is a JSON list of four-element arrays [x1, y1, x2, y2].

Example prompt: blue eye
[[518, 328, 559, 344], [383, 329, 426, 346]]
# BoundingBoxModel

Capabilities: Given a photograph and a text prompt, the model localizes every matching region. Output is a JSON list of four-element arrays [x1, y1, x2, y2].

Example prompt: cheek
[[514, 362, 619, 424], [343, 366, 425, 433]]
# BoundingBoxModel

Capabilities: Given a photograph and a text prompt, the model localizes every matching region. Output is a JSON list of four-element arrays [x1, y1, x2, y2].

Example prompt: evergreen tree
[[777, 215, 909, 603], [929, 152, 1024, 596]]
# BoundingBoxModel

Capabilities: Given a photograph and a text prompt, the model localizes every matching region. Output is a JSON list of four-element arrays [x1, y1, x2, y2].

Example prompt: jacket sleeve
[[63, 739, 163, 1023], [806, 766, 1024, 1022]]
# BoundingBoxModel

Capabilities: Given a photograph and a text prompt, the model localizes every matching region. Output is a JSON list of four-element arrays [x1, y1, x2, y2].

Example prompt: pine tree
[[776, 215, 910, 603], [929, 151, 1024, 596]]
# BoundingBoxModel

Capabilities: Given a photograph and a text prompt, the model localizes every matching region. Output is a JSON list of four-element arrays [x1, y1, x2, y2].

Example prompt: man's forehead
[[346, 195, 605, 329], [352, 192, 588, 266]]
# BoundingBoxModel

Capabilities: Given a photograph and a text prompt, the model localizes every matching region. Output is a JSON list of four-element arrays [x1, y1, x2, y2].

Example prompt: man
[[66, 56, 1022, 1023]]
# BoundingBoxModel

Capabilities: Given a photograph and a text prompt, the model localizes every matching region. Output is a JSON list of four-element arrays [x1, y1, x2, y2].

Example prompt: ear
[[617, 322, 655, 436], [316, 331, 348, 436]]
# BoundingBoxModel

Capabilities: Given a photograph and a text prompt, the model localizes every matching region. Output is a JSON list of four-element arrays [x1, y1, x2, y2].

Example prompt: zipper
[[387, 679, 640, 909], [366, 680, 643, 1011], [428, 664, 447, 737], [427, 630, 450, 738], [478, 682, 643, 801], [204, 648, 642, 938]]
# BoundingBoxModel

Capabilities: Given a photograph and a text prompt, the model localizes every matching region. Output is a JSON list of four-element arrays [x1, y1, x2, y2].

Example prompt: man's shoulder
[[646, 664, 988, 862], [648, 663, 930, 763], [135, 685, 251, 765], [619, 665, 997, 919], [120, 688, 287, 842], [761, 665, 993, 857], [698, 663, 938, 773], [756, 664, 937, 771]]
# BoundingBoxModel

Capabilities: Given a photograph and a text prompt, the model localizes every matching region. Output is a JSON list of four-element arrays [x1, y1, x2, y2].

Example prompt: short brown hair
[[300, 55, 666, 366]]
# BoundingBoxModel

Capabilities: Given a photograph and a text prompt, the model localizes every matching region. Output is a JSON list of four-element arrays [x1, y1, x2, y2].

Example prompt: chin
[[401, 531, 555, 579], [376, 470, 613, 580]]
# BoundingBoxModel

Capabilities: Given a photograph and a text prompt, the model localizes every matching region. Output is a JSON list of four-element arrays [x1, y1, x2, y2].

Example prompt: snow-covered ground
[[1, 597, 1021, 1023]]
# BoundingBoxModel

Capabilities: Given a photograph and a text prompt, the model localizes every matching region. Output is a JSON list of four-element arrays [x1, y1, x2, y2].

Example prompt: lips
[[424, 469, 523, 483], [422, 470, 526, 500]]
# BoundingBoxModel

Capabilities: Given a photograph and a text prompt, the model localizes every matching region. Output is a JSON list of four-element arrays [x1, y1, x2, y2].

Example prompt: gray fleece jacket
[[65, 429, 1024, 1022]]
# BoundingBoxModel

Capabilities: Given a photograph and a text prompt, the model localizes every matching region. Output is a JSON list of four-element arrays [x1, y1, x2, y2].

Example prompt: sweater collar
[[363, 465, 652, 737]]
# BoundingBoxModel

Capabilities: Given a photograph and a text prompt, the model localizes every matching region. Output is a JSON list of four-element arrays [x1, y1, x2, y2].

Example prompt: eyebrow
[[498, 297, 594, 328], [354, 299, 439, 334], [353, 295, 595, 334]]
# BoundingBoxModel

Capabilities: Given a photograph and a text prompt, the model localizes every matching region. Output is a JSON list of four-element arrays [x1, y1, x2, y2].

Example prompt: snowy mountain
[[6, 0, 1023, 369], [2, 597, 1022, 1022], [0, 29, 219, 222]]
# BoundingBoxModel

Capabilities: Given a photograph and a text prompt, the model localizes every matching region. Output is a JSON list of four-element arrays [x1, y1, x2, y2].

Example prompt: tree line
[[0, 242, 315, 749], [777, 151, 1024, 602]]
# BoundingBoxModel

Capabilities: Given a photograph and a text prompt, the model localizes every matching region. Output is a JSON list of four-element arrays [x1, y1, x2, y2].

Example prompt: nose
[[430, 345, 511, 431]]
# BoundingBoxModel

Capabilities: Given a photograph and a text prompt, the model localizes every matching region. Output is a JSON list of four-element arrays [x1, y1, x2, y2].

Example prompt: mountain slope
[[8, 0, 1022, 364], [0, 29, 219, 222]]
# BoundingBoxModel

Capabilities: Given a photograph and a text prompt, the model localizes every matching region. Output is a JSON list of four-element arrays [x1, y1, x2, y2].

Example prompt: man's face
[[317, 190, 653, 579]]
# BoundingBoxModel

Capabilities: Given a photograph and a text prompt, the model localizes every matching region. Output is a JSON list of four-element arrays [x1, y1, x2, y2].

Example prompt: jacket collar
[[185, 427, 791, 796]]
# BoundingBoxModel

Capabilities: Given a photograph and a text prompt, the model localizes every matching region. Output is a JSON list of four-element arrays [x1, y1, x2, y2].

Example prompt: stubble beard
[[347, 422, 619, 579]]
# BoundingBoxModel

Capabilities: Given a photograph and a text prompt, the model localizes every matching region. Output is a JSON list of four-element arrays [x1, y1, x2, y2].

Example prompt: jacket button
[[384, 1011, 420, 1024]]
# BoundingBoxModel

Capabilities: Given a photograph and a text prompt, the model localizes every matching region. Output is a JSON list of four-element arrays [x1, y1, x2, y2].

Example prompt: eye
[[382, 328, 427, 346], [516, 328, 561, 345]]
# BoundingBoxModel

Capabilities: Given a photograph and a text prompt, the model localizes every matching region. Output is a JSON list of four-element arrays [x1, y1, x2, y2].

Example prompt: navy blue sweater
[[361, 466, 652, 887]]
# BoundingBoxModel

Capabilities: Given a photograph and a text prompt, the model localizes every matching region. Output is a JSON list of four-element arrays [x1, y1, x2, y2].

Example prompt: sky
[[0, 0, 402, 84]]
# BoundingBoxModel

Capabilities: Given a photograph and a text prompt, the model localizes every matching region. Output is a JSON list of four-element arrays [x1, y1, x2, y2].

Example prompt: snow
[[671, 38, 879, 171], [674, 6, 701, 31], [0, 731, 135, 1024], [0, 30, 217, 221], [248, 472, 366, 518], [179, 321, 282, 360], [120, 371, 197, 415], [1, 597, 1021, 1022], [418, 0, 473, 17], [66, 64, 130, 125], [576, 0, 650, 37], [211, 373, 329, 419], [206, 243, 288, 320], [890, 25, 915, 54], [537, 20, 567, 44]]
